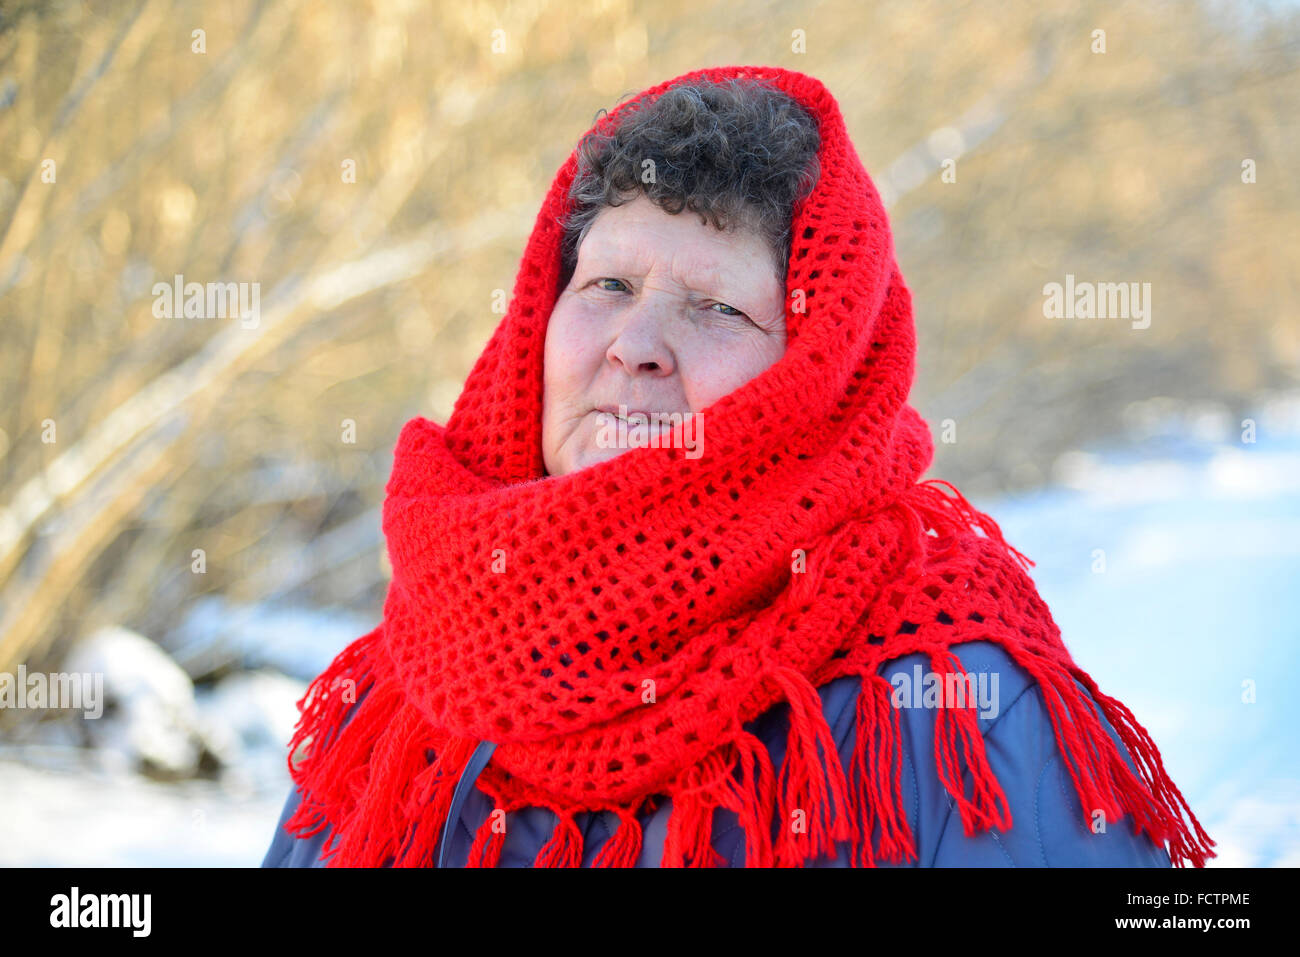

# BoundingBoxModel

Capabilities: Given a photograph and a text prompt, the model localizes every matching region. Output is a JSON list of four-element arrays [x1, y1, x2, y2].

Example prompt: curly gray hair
[[559, 77, 822, 293]]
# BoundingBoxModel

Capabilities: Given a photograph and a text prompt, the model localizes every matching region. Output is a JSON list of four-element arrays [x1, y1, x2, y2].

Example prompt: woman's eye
[[590, 280, 749, 322]]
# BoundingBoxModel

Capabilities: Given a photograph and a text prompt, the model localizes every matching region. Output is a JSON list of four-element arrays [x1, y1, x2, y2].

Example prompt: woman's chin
[[564, 442, 631, 474]]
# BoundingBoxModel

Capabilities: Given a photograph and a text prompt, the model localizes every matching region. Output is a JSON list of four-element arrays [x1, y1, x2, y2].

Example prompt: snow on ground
[[0, 750, 289, 867]]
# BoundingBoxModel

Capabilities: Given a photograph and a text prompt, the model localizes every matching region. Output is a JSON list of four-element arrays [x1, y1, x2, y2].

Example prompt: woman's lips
[[597, 405, 650, 419], [595, 405, 684, 420]]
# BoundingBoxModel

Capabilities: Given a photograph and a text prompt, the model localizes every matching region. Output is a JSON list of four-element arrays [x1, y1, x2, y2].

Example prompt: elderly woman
[[262, 65, 1214, 868]]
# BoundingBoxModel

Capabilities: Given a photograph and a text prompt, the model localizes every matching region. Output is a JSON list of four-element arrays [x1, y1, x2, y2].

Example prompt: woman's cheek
[[557, 301, 610, 379], [545, 305, 586, 385], [676, 328, 762, 408]]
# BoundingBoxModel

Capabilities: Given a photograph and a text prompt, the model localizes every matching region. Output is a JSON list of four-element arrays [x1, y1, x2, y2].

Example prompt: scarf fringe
[[708, 616, 1217, 869], [284, 624, 382, 790], [466, 798, 508, 867], [655, 663, 913, 868], [928, 648, 1015, 836], [284, 624, 484, 866], [767, 666, 855, 866], [725, 730, 778, 867], [1024, 657, 1217, 867], [906, 478, 1034, 571], [535, 809, 584, 867], [891, 482, 1215, 867], [283, 627, 393, 853], [662, 748, 730, 866], [388, 733, 478, 866], [593, 808, 644, 867], [848, 671, 917, 865]]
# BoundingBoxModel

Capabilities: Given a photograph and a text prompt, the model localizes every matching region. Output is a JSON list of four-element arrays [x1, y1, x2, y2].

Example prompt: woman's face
[[542, 194, 787, 476]]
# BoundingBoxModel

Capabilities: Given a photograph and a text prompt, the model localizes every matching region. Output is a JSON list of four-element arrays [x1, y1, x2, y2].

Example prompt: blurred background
[[0, 0, 1296, 866]]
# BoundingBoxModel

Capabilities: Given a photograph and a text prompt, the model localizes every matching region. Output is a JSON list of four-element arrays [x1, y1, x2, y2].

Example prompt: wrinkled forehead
[[573, 199, 786, 290]]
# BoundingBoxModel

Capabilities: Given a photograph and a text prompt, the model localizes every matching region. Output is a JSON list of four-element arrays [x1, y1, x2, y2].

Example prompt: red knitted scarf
[[284, 65, 1215, 868]]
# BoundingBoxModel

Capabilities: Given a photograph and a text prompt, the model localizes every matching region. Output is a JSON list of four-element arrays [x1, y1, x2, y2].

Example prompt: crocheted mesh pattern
[[284, 65, 1215, 869]]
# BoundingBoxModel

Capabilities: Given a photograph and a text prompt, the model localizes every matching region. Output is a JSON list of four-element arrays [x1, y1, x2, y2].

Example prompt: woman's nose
[[605, 299, 675, 376]]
